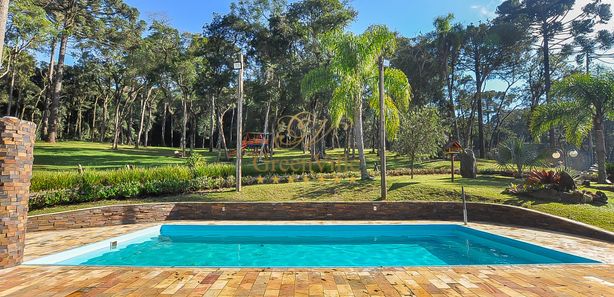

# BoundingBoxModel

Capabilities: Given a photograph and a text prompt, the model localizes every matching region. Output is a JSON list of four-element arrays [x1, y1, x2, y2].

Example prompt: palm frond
[[301, 66, 334, 99], [383, 68, 411, 112], [530, 101, 589, 144]]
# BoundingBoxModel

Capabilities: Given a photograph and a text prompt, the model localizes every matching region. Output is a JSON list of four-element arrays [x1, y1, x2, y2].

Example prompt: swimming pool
[[26, 224, 598, 267]]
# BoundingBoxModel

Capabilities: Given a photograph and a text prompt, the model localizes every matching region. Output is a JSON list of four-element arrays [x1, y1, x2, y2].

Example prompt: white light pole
[[234, 54, 244, 192], [378, 56, 389, 200]]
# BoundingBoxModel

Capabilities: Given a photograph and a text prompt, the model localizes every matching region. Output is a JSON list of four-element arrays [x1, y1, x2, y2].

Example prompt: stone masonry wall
[[0, 117, 36, 269], [27, 201, 614, 242]]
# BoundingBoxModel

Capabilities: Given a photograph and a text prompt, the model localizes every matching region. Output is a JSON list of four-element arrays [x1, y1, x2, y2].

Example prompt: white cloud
[[471, 4, 496, 18]]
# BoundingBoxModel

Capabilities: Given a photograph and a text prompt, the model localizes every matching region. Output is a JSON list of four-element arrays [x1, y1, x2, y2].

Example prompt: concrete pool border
[[27, 201, 614, 242]]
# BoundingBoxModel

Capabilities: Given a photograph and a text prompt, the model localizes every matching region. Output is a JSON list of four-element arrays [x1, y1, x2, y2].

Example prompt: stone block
[[0, 117, 36, 269]]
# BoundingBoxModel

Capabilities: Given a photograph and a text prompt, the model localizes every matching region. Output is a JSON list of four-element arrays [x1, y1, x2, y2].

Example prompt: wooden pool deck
[[1, 221, 613, 296]]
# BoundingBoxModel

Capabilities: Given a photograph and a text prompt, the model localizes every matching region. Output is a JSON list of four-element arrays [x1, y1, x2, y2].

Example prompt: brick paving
[[0, 221, 612, 296]]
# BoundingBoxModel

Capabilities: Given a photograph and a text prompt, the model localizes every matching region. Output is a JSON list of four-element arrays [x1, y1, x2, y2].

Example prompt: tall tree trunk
[[371, 113, 377, 154], [30, 95, 41, 122], [76, 97, 82, 140], [258, 99, 271, 161], [542, 25, 555, 148], [310, 101, 319, 161], [17, 88, 25, 118], [47, 31, 69, 143], [229, 108, 235, 145], [91, 96, 98, 141], [170, 111, 174, 147], [161, 102, 167, 146], [126, 104, 133, 145], [181, 98, 188, 156], [354, 99, 370, 180], [41, 38, 57, 139], [0, 0, 10, 71], [216, 108, 229, 161], [112, 102, 121, 149], [145, 101, 153, 147], [99, 96, 108, 142], [6, 67, 15, 115], [209, 96, 215, 152], [588, 130, 594, 165], [351, 125, 356, 159], [474, 52, 486, 158], [136, 87, 153, 148], [190, 105, 195, 151], [344, 125, 350, 159], [269, 103, 278, 158], [594, 115, 607, 183]]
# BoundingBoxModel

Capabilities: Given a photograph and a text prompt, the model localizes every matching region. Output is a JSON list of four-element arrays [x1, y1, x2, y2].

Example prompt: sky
[[124, 0, 504, 37], [83, 0, 614, 91]]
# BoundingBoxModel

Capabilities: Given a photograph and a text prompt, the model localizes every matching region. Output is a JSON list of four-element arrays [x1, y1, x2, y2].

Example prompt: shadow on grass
[[295, 180, 376, 200], [433, 175, 516, 187], [388, 182, 418, 192]]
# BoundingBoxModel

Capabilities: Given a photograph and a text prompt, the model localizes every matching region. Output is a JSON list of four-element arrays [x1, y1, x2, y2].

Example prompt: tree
[[570, 30, 614, 74], [495, 137, 541, 177], [391, 36, 443, 108], [496, 0, 611, 147], [461, 22, 525, 158], [434, 14, 464, 142], [172, 33, 206, 156], [531, 73, 614, 183], [301, 25, 411, 180], [393, 107, 447, 178], [4, 0, 54, 114], [45, 0, 139, 143], [0, 0, 10, 72]]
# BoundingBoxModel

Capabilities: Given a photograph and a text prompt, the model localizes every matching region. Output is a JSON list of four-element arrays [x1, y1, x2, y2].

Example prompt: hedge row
[[29, 171, 360, 210], [31, 163, 234, 192]]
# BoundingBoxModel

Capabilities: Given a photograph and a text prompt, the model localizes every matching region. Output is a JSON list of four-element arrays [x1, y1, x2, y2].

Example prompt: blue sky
[[123, 0, 506, 90], [125, 0, 502, 36]]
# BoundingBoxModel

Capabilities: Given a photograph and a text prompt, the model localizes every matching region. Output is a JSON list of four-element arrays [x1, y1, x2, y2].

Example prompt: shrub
[[30, 163, 233, 193], [526, 170, 560, 186], [185, 153, 205, 168], [495, 138, 542, 177]]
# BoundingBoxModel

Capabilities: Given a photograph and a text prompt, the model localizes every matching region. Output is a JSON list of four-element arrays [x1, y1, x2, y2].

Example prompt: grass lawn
[[29, 174, 614, 232], [34, 141, 500, 172]]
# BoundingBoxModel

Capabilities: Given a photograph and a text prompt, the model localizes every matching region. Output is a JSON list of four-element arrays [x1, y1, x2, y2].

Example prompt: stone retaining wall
[[0, 117, 36, 269], [27, 201, 614, 242]]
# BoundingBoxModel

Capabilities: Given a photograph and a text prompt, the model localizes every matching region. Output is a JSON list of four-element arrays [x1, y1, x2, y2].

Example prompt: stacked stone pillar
[[0, 117, 36, 269]]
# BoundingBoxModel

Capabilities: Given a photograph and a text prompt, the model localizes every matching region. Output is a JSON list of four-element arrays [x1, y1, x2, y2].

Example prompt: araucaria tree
[[531, 73, 614, 183], [496, 0, 611, 147], [301, 25, 411, 180], [44, 0, 139, 143], [393, 107, 447, 178]]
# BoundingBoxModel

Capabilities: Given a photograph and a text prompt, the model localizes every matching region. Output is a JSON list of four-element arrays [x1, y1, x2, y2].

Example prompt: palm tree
[[301, 25, 411, 180], [531, 73, 614, 183], [495, 137, 540, 178]]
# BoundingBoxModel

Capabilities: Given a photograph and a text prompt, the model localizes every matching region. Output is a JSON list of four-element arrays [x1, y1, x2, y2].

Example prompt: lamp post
[[552, 148, 578, 170], [234, 54, 244, 192], [378, 56, 389, 200]]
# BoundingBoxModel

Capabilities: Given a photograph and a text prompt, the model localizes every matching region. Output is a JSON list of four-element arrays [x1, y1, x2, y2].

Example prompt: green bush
[[31, 171, 82, 192], [31, 163, 233, 193]]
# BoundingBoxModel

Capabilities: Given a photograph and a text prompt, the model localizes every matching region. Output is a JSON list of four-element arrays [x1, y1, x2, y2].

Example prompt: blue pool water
[[26, 225, 598, 267]]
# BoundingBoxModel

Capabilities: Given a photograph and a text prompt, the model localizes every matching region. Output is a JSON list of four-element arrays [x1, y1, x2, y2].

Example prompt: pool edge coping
[[23, 223, 602, 267]]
